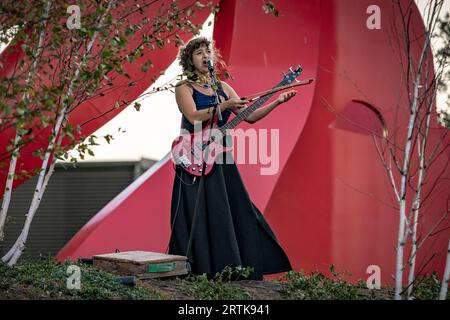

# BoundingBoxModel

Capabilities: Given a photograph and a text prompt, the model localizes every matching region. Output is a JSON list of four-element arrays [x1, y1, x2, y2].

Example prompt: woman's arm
[[175, 82, 229, 125], [175, 81, 249, 125], [221, 81, 297, 124]]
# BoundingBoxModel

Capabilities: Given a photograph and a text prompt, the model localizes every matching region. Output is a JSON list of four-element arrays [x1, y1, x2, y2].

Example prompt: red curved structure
[[1, 0, 448, 285]]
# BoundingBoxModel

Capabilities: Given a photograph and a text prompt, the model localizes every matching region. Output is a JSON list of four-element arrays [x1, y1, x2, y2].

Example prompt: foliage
[[262, 2, 279, 17], [1, 259, 447, 300], [280, 266, 362, 300], [409, 272, 449, 300], [0, 0, 215, 176], [0, 256, 160, 299], [179, 265, 254, 300]]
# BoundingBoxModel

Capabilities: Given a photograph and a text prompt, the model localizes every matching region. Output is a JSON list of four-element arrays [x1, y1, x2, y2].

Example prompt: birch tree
[[0, 0, 216, 266], [373, 0, 449, 300], [0, 1, 52, 241], [439, 239, 450, 299], [320, 0, 448, 300], [2, 0, 118, 267]]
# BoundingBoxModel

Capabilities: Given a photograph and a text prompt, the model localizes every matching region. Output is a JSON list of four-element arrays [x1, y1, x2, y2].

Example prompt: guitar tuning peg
[[289, 67, 293, 72], [295, 79, 300, 83]]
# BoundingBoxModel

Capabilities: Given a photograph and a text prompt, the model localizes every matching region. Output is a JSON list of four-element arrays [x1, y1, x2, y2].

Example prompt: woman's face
[[191, 44, 213, 75]]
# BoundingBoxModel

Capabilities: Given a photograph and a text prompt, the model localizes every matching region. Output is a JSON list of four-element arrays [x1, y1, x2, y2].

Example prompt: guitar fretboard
[[218, 78, 291, 135]]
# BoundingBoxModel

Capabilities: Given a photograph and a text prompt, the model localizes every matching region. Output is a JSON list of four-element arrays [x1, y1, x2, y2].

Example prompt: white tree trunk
[[2, 0, 115, 266], [405, 57, 437, 299], [439, 239, 450, 300], [1, 127, 61, 264], [0, 0, 52, 240], [406, 148, 425, 299], [394, 5, 433, 295], [395, 81, 420, 300]]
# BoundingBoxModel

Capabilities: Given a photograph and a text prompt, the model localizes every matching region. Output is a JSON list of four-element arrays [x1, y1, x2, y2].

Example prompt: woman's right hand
[[221, 98, 249, 112]]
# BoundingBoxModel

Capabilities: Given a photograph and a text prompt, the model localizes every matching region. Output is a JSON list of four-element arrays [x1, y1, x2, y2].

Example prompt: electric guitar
[[171, 66, 307, 177]]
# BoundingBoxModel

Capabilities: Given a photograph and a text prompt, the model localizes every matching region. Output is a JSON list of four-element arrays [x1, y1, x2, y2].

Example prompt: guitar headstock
[[282, 65, 303, 84]]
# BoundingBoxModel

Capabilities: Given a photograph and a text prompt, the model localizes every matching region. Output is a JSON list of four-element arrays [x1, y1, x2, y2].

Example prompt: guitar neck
[[219, 80, 289, 134]]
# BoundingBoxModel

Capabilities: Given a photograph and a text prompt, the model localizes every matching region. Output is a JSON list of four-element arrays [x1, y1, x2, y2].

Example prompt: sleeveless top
[[181, 84, 231, 133]]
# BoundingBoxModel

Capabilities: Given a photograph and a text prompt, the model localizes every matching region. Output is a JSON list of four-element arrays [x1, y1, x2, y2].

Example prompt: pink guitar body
[[171, 122, 233, 177]]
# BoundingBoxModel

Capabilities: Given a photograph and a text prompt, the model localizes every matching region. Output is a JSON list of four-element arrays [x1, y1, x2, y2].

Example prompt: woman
[[168, 37, 296, 280]]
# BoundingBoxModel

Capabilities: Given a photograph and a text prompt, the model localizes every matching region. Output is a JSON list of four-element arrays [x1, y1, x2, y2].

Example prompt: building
[[0, 159, 155, 260]]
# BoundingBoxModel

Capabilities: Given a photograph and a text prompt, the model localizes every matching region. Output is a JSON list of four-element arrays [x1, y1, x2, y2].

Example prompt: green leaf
[[140, 60, 153, 73]]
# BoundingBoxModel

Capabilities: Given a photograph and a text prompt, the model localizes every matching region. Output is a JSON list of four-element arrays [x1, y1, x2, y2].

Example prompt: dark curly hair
[[178, 36, 228, 81]]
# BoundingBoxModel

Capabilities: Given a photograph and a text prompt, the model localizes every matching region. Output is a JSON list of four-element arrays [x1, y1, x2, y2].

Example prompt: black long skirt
[[168, 151, 292, 280]]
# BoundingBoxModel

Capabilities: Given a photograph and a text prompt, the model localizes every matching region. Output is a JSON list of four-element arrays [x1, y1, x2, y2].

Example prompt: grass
[[0, 256, 161, 300], [178, 266, 254, 300], [0, 259, 447, 300], [410, 272, 445, 300], [279, 266, 447, 300], [280, 268, 362, 300]]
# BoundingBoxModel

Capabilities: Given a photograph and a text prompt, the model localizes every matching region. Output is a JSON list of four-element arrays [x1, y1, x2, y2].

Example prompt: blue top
[[181, 85, 231, 133]]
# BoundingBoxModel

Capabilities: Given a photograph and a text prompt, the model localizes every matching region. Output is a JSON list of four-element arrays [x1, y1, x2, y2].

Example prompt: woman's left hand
[[276, 90, 297, 105]]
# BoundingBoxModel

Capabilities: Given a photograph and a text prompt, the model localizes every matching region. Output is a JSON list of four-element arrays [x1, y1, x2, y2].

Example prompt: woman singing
[[168, 37, 296, 280]]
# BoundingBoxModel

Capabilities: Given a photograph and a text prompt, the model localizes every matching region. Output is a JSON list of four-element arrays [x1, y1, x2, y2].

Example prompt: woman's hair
[[178, 36, 228, 81]]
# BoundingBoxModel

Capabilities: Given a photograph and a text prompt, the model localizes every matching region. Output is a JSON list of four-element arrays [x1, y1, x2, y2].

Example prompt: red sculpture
[[1, 0, 448, 285]]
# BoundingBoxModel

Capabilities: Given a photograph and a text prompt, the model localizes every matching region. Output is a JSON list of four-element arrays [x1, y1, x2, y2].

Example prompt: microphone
[[207, 59, 214, 72], [205, 58, 223, 121]]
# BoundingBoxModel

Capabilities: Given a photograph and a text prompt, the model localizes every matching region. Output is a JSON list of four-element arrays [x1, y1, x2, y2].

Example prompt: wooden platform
[[93, 251, 188, 279]]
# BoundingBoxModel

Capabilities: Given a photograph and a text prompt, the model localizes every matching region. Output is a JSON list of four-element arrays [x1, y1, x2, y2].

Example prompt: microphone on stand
[[206, 59, 223, 122], [207, 59, 214, 72]]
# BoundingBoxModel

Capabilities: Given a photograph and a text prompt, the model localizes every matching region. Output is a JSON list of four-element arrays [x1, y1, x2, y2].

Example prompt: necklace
[[186, 79, 212, 89], [196, 74, 212, 88], [199, 82, 211, 88]]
